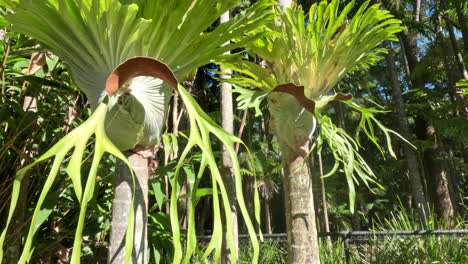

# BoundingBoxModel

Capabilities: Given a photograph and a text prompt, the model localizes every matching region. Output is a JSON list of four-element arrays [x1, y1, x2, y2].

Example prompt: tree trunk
[[444, 7, 468, 80], [399, 31, 424, 89], [220, 11, 238, 264], [317, 153, 331, 249], [264, 199, 272, 234], [400, 6, 456, 221], [436, 16, 459, 100], [454, 0, 468, 50], [414, 0, 421, 22], [268, 92, 320, 264], [109, 151, 149, 264], [386, 44, 428, 217], [424, 148, 454, 221]]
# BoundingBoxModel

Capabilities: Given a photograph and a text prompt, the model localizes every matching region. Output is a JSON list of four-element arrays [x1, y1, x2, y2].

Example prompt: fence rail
[[198, 229, 468, 263]]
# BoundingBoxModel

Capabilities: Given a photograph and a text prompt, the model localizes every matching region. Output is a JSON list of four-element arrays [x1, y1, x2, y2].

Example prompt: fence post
[[344, 237, 350, 264]]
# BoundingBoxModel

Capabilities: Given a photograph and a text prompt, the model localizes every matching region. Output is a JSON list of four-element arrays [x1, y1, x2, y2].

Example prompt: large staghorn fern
[[217, 0, 411, 210], [0, 0, 275, 263]]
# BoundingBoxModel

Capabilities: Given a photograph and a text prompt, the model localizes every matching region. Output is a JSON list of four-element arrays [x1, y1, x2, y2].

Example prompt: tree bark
[[268, 92, 320, 264], [219, 11, 238, 264], [386, 44, 428, 217], [109, 151, 149, 264], [424, 148, 455, 221], [414, 0, 421, 22]]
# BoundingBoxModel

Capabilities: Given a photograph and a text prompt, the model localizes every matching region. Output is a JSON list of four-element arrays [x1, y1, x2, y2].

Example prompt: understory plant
[[218, 0, 408, 262], [0, 0, 275, 263], [362, 204, 468, 264]]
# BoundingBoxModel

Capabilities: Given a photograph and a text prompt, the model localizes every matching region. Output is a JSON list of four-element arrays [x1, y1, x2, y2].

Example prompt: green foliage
[[362, 205, 468, 264], [317, 114, 380, 211], [0, 0, 276, 263], [0, 103, 135, 264], [193, 240, 287, 264], [2, 0, 275, 149], [219, 0, 403, 98], [219, 0, 405, 212], [238, 240, 287, 264], [174, 84, 261, 263], [456, 79, 468, 95], [257, 0, 402, 100]]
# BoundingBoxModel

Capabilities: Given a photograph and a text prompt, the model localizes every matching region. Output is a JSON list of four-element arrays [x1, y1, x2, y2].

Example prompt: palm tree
[[218, 0, 405, 262], [0, 0, 275, 263]]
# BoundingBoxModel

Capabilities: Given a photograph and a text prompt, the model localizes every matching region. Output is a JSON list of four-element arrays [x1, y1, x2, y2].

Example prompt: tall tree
[[219, 10, 239, 264], [387, 0, 455, 221], [386, 43, 428, 217], [219, 1, 403, 262], [276, 1, 318, 262]]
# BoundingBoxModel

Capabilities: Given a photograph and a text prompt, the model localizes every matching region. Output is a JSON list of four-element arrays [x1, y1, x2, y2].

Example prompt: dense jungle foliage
[[0, 0, 467, 263]]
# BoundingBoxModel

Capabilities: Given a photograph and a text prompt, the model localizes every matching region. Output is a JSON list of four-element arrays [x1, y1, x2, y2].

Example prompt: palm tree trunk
[[220, 10, 238, 264], [386, 44, 428, 218], [109, 151, 149, 264], [268, 93, 320, 264]]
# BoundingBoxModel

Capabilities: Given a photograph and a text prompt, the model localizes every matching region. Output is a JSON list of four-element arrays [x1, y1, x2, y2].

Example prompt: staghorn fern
[[217, 0, 408, 211], [0, 0, 275, 263]]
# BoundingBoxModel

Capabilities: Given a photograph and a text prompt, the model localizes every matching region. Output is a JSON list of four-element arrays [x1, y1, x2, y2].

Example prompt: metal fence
[[198, 229, 468, 263]]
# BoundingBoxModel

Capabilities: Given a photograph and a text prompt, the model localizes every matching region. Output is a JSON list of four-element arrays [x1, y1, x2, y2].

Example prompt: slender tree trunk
[[234, 110, 248, 154], [268, 92, 320, 264], [264, 199, 272, 234], [109, 151, 149, 264], [220, 11, 238, 264], [454, 0, 468, 50], [400, 31, 424, 89], [386, 44, 428, 217], [414, 0, 421, 22], [436, 16, 459, 100], [317, 153, 331, 249], [444, 11, 468, 80]]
